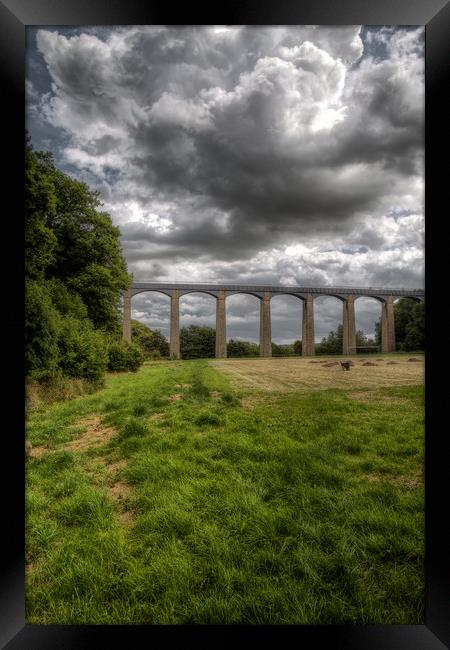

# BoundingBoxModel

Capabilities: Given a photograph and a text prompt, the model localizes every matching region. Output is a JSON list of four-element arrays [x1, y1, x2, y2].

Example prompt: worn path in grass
[[26, 356, 424, 625]]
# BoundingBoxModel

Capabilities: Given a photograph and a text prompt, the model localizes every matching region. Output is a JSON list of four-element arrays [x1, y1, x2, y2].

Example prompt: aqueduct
[[122, 283, 424, 358]]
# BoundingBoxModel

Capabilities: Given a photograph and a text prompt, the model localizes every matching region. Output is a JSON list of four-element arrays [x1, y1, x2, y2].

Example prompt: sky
[[26, 25, 424, 343]]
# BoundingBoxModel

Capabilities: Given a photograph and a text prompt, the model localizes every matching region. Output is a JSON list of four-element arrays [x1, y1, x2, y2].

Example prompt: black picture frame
[[2, 1, 449, 647]]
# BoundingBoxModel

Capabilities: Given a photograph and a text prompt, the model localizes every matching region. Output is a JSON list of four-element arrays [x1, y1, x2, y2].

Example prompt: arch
[[128, 290, 171, 343], [270, 294, 303, 354], [179, 291, 217, 359], [315, 293, 346, 303], [179, 289, 219, 299], [313, 295, 345, 354], [226, 290, 263, 300], [353, 296, 383, 353], [226, 292, 261, 356], [131, 288, 173, 298], [274, 292, 305, 301]]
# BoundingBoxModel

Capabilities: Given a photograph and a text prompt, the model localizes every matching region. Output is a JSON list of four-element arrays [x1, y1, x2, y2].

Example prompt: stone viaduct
[[122, 283, 424, 358]]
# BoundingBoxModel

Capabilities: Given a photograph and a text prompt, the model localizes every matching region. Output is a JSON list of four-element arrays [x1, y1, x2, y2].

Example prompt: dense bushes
[[107, 340, 145, 372]]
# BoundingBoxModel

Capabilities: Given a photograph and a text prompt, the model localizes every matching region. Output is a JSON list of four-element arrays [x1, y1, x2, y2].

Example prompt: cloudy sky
[[26, 25, 424, 343]]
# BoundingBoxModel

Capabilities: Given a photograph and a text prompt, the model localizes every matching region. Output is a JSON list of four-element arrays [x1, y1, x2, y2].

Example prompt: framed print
[[2, 0, 449, 647]]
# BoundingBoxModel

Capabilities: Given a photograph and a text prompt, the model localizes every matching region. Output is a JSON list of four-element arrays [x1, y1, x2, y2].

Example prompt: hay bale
[[407, 358, 421, 362], [386, 361, 398, 365], [323, 361, 339, 367], [362, 361, 377, 366]]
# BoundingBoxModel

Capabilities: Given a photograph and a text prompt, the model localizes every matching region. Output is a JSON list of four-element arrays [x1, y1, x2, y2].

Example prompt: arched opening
[[270, 294, 302, 356], [354, 297, 383, 354], [179, 291, 217, 359], [314, 296, 344, 355], [130, 290, 171, 358], [226, 293, 261, 357]]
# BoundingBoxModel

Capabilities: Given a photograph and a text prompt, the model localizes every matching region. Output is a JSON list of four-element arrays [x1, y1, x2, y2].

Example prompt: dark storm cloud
[[26, 25, 424, 340]]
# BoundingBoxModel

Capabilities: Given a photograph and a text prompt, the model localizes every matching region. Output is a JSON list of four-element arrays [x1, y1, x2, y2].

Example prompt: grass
[[25, 356, 424, 624]]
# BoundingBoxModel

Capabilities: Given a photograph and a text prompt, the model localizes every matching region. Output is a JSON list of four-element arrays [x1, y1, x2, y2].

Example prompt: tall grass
[[26, 359, 424, 624]]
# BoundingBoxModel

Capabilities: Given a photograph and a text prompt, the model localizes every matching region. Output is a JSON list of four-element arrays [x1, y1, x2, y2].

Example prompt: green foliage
[[180, 325, 216, 359], [131, 320, 169, 358], [25, 280, 60, 380], [227, 339, 260, 357], [315, 323, 377, 354], [293, 340, 302, 355], [25, 139, 132, 384], [107, 340, 145, 372], [394, 299, 425, 351], [272, 342, 295, 356], [57, 317, 109, 382], [25, 146, 58, 279]]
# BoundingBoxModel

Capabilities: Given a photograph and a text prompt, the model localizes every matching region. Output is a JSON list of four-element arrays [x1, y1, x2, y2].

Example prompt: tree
[[180, 325, 216, 359], [131, 320, 170, 358], [393, 298, 425, 351], [272, 342, 295, 356], [26, 143, 130, 332], [25, 140, 137, 382], [227, 339, 260, 357]]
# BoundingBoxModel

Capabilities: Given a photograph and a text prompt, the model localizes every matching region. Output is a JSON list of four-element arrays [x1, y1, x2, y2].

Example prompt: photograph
[[1, 0, 448, 647], [24, 23, 426, 625]]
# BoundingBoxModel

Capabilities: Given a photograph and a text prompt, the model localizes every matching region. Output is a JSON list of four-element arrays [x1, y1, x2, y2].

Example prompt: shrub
[[57, 316, 109, 382], [25, 280, 60, 380], [107, 340, 145, 372]]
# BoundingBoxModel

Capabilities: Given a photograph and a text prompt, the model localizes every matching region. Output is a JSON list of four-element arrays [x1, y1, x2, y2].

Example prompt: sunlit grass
[[26, 359, 424, 624]]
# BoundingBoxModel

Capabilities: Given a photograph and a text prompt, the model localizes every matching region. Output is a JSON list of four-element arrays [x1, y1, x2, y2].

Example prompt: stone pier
[[215, 290, 227, 358], [169, 289, 180, 359], [342, 295, 356, 354], [259, 291, 272, 357], [381, 295, 396, 353], [122, 288, 132, 342], [302, 293, 315, 356]]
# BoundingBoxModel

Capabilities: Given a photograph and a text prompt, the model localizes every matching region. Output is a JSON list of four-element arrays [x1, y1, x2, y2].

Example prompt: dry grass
[[209, 356, 424, 393]]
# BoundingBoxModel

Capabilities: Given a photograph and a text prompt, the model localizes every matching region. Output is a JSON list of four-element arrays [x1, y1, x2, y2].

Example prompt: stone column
[[122, 289, 132, 342], [215, 290, 227, 358], [381, 296, 396, 353], [342, 295, 356, 355], [302, 293, 315, 356], [259, 292, 272, 357], [169, 289, 180, 359]]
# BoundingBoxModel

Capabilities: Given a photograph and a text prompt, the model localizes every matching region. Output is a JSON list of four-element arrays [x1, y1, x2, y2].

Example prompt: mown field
[[26, 354, 424, 624]]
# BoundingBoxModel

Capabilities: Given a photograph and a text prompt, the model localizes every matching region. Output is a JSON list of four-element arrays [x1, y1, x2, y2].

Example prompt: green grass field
[[25, 355, 424, 624]]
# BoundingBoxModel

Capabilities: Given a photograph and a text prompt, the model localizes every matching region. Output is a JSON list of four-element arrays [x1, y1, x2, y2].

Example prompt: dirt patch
[[210, 391, 222, 398], [61, 416, 118, 452], [168, 394, 183, 401], [118, 510, 134, 525], [407, 358, 421, 362], [148, 412, 165, 422], [386, 361, 399, 365], [174, 383, 192, 388], [322, 362, 340, 367], [108, 480, 132, 502], [365, 469, 422, 488], [362, 362, 378, 366], [28, 443, 49, 460]]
